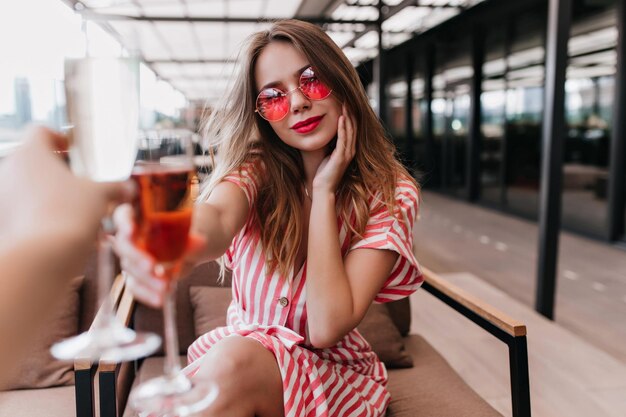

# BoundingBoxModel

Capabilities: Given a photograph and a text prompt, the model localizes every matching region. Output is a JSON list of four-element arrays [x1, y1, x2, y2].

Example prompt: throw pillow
[[189, 286, 232, 337], [6, 276, 83, 390], [358, 303, 414, 368]]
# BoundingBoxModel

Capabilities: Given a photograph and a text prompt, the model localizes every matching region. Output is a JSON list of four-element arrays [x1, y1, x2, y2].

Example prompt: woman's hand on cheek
[[312, 104, 356, 196]]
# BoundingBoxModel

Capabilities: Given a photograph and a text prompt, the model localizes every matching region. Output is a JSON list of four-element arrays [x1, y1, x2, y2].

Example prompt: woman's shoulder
[[394, 174, 420, 202]]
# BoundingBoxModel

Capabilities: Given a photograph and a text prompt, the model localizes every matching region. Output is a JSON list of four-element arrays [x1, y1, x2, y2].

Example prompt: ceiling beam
[[146, 59, 237, 64], [79, 12, 379, 26]]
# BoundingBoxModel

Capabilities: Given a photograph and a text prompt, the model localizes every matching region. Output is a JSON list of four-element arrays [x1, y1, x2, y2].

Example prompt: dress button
[[278, 297, 289, 307]]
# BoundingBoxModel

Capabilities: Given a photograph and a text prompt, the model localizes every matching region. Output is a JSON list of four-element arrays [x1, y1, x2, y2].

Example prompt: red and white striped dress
[[185, 163, 423, 417]]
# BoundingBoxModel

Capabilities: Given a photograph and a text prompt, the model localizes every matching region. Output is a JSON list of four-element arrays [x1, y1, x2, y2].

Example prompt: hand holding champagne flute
[[128, 132, 217, 416]]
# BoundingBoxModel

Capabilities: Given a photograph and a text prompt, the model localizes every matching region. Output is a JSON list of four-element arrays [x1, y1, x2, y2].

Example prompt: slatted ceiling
[[77, 0, 487, 103], [483, 58, 506, 77], [224, 23, 267, 53], [569, 50, 616, 67], [424, 7, 458, 27], [569, 26, 617, 55], [326, 31, 356, 48], [382, 7, 432, 32], [156, 22, 199, 59], [185, 1, 226, 16], [354, 30, 378, 49], [140, 3, 185, 17], [192, 22, 227, 56], [98, 4, 140, 15], [265, 0, 302, 18], [225, 0, 265, 19], [342, 47, 375, 63], [177, 62, 236, 78], [384, 32, 410, 48], [151, 62, 183, 78]]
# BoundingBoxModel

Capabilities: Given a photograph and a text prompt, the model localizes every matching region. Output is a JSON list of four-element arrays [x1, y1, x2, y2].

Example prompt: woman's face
[[254, 41, 342, 153]]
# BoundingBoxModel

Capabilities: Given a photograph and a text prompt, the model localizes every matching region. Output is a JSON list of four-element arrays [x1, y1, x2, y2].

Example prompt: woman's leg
[[193, 335, 284, 417]]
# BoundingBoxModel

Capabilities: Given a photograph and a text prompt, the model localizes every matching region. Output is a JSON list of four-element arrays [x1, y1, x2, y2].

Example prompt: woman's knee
[[195, 336, 278, 388]]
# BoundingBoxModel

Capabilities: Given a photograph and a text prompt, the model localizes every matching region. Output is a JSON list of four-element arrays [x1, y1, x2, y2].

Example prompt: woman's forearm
[[305, 190, 356, 348]]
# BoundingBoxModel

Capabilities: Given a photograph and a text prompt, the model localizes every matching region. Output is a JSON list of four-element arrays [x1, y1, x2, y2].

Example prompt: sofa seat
[[122, 336, 501, 417], [386, 335, 502, 417], [0, 386, 76, 417]]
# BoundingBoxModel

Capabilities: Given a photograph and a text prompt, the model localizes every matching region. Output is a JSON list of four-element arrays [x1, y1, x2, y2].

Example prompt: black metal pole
[[501, 18, 514, 206], [535, 0, 571, 319], [405, 52, 415, 165], [374, 1, 386, 123], [608, 0, 626, 242], [508, 336, 532, 417], [424, 44, 436, 186], [468, 25, 484, 202]]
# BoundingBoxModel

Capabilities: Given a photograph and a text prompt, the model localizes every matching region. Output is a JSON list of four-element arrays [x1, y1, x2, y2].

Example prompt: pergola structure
[[62, 0, 484, 104]]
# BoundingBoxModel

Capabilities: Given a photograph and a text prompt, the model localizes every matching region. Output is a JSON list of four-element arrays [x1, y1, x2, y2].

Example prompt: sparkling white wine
[[64, 57, 139, 181]]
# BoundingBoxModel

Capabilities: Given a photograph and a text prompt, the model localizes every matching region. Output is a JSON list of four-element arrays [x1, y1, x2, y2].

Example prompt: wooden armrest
[[422, 267, 527, 337], [99, 286, 137, 372]]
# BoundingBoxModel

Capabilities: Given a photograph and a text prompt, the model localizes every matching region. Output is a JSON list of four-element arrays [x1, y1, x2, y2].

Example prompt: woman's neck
[[300, 148, 326, 187]]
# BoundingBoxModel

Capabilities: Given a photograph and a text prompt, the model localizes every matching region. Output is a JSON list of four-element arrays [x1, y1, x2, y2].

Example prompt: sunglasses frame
[[254, 66, 333, 122]]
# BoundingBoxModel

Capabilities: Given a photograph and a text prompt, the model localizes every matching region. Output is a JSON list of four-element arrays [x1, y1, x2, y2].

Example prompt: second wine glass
[[128, 132, 217, 416], [51, 56, 161, 362]]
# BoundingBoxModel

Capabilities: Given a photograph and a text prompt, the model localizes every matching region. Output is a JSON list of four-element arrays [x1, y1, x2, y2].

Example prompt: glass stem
[[94, 218, 116, 331], [163, 281, 182, 379]]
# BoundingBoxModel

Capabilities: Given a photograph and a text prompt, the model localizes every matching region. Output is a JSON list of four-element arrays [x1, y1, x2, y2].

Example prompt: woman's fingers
[[112, 203, 168, 308], [341, 104, 356, 159], [113, 204, 134, 237]]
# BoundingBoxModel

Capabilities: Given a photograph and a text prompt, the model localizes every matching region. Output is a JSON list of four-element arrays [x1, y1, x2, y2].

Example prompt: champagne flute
[[51, 57, 161, 362], [128, 132, 217, 416]]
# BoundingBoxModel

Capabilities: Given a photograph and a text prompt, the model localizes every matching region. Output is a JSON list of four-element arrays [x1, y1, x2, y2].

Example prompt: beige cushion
[[385, 335, 502, 417], [358, 304, 413, 368], [5, 277, 82, 390], [0, 385, 76, 417], [190, 286, 413, 368], [190, 286, 232, 337]]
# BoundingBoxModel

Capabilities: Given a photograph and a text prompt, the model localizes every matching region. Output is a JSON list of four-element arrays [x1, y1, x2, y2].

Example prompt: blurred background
[[1, 1, 625, 416]]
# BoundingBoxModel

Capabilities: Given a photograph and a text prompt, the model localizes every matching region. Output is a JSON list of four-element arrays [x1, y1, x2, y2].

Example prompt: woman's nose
[[290, 87, 311, 114]]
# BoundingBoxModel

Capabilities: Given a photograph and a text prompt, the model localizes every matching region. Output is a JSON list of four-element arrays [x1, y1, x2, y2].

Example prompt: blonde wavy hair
[[200, 19, 417, 278]]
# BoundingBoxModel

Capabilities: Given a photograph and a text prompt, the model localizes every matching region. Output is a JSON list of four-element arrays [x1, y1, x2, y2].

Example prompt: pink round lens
[[299, 67, 332, 100], [256, 88, 289, 121]]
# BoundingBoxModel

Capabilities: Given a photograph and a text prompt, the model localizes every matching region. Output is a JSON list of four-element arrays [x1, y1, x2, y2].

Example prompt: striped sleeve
[[222, 160, 262, 209], [222, 160, 262, 268], [350, 178, 423, 303]]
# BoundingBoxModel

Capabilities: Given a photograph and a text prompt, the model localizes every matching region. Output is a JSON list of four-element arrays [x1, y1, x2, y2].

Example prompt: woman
[[116, 19, 422, 417]]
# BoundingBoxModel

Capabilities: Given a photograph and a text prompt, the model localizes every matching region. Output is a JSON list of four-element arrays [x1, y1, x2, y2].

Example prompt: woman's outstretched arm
[[113, 180, 250, 307]]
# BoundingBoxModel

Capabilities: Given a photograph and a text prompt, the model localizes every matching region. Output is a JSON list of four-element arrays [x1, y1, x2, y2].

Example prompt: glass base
[[130, 373, 218, 416], [51, 323, 161, 362]]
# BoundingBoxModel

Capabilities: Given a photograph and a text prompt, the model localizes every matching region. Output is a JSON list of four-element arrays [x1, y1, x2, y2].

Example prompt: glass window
[[386, 77, 408, 160], [433, 38, 473, 197], [480, 23, 508, 206], [504, 9, 546, 220], [411, 60, 430, 183], [562, 1, 617, 238]]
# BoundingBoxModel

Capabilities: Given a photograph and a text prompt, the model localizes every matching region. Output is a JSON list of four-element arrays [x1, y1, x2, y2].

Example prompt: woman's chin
[[286, 132, 336, 153]]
